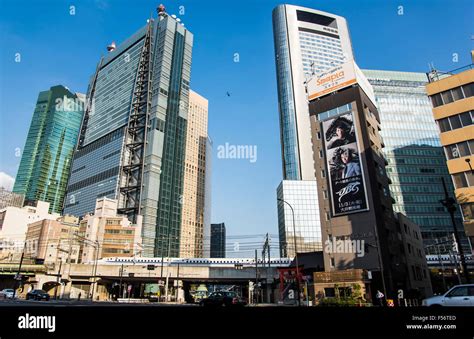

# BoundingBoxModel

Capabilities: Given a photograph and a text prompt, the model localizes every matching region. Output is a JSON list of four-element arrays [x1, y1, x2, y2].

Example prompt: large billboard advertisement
[[321, 112, 369, 216], [307, 61, 356, 101]]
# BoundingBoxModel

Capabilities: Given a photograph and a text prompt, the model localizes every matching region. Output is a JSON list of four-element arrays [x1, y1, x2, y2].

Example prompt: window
[[460, 111, 473, 126], [441, 90, 454, 104], [431, 93, 443, 107], [438, 118, 451, 132], [447, 287, 468, 297], [462, 83, 474, 97], [449, 115, 462, 129], [457, 141, 470, 157], [452, 87, 464, 101], [452, 172, 468, 188]]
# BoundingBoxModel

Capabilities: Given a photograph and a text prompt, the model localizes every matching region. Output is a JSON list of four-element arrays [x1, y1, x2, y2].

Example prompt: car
[[422, 284, 474, 307], [199, 291, 247, 307], [26, 289, 50, 301], [0, 289, 14, 299]]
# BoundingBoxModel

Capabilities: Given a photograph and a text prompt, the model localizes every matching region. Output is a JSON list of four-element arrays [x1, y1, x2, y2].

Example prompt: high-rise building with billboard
[[13, 85, 84, 214], [307, 60, 431, 299], [180, 90, 211, 258], [272, 5, 353, 257], [362, 69, 469, 255], [64, 6, 193, 257]]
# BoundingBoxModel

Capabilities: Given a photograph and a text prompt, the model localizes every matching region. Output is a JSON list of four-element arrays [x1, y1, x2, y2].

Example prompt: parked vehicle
[[422, 284, 474, 307], [199, 291, 247, 307], [26, 289, 50, 301], [0, 289, 14, 299]]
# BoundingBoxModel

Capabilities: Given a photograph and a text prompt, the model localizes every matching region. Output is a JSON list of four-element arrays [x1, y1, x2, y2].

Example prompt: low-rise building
[[25, 215, 80, 265], [0, 201, 60, 261], [0, 188, 25, 210], [78, 198, 143, 263]]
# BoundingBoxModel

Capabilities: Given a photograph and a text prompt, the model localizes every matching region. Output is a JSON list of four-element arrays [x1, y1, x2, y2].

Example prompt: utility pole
[[12, 240, 27, 299], [440, 177, 470, 283], [255, 249, 258, 305], [119, 264, 124, 298], [54, 260, 62, 299]]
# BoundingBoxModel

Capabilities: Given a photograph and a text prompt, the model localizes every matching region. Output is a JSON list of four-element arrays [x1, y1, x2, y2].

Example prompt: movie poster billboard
[[321, 112, 369, 216]]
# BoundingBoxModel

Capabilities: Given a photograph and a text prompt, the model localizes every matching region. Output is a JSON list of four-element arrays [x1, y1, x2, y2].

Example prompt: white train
[[426, 254, 474, 264], [97, 257, 292, 268]]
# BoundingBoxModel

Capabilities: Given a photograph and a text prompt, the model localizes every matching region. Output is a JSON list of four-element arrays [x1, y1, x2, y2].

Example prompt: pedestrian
[[78, 292, 81, 301]]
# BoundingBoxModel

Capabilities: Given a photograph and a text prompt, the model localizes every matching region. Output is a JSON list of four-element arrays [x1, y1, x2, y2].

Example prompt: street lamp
[[277, 198, 301, 306], [465, 158, 473, 174], [439, 177, 470, 283]]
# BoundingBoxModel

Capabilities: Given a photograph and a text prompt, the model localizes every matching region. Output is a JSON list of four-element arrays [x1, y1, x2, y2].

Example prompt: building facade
[[78, 198, 142, 263], [395, 213, 433, 298], [210, 223, 225, 258], [180, 90, 210, 258], [308, 72, 408, 299], [0, 188, 24, 210], [25, 215, 80, 265], [64, 7, 193, 257], [426, 64, 474, 253], [363, 70, 467, 255], [0, 201, 60, 261], [277, 180, 322, 257], [273, 5, 353, 258], [272, 4, 353, 180], [13, 85, 84, 214]]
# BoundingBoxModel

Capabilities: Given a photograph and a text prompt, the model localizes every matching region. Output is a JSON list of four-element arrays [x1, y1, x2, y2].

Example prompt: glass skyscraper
[[64, 7, 193, 257], [13, 85, 84, 214], [272, 5, 353, 180], [277, 180, 322, 258], [363, 69, 468, 254]]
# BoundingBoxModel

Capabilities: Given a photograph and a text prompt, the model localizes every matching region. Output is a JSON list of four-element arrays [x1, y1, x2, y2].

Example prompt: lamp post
[[465, 158, 473, 174], [277, 198, 301, 306], [440, 177, 470, 283]]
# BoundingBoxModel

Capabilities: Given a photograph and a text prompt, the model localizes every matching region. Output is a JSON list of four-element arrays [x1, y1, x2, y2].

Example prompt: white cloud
[[0, 172, 15, 191]]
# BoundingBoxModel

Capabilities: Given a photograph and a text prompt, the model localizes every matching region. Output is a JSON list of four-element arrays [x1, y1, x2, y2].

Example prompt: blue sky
[[0, 0, 472, 241]]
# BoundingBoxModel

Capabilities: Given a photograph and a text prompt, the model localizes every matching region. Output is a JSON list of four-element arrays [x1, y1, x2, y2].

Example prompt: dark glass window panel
[[441, 90, 454, 104], [445, 145, 459, 159], [462, 83, 474, 97], [457, 141, 470, 157], [467, 171, 474, 186], [431, 94, 443, 107], [460, 111, 473, 127], [451, 87, 464, 101], [449, 115, 462, 129], [438, 118, 451, 132], [468, 140, 474, 154], [452, 173, 468, 189]]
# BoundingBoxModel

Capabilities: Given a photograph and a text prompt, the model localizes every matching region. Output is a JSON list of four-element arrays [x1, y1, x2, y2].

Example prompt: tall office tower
[[272, 5, 353, 258], [210, 223, 225, 258], [272, 5, 353, 180], [13, 85, 84, 214], [64, 6, 193, 257], [203, 137, 213, 258], [307, 61, 412, 299], [363, 70, 468, 255], [426, 62, 474, 253], [180, 90, 211, 258], [277, 180, 322, 257]]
